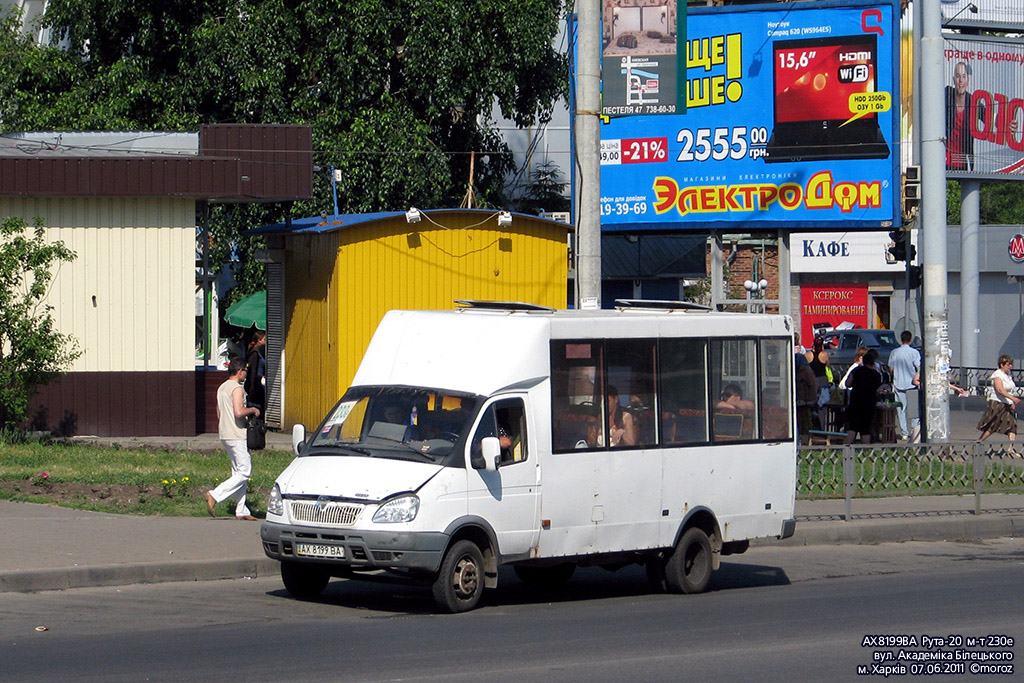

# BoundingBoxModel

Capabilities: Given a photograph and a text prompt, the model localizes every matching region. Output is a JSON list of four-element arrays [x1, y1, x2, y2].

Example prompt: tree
[[513, 160, 571, 216], [947, 180, 1024, 226], [0, 0, 569, 302], [0, 217, 82, 431]]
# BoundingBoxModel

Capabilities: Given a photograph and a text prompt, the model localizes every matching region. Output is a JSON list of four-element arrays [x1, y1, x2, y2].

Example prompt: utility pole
[[575, 0, 602, 309], [920, 0, 950, 440]]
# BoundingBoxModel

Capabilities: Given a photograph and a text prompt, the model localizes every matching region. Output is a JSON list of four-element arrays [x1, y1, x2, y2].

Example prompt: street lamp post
[[744, 278, 769, 314]]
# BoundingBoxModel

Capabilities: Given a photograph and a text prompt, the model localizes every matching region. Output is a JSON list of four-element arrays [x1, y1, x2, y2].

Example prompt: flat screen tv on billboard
[[599, 0, 900, 231]]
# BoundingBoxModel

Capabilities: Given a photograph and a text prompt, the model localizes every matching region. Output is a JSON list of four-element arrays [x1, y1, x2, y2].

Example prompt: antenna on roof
[[614, 299, 713, 311]]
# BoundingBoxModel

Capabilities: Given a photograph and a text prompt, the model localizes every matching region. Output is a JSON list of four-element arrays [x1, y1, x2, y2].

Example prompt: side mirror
[[481, 436, 500, 472], [292, 424, 306, 455]]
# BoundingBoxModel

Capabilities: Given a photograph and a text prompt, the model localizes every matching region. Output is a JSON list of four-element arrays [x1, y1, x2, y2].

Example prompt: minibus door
[[466, 397, 540, 556]]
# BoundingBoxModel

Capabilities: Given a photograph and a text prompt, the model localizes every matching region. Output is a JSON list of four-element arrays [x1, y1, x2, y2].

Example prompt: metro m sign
[[1009, 234, 1024, 264]]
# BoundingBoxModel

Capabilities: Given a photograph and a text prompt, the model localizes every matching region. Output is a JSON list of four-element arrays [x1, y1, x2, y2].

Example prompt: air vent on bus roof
[[454, 300, 556, 312], [614, 299, 712, 311]]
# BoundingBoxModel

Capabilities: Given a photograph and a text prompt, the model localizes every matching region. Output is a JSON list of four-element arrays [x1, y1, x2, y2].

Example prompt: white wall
[[0, 197, 196, 372]]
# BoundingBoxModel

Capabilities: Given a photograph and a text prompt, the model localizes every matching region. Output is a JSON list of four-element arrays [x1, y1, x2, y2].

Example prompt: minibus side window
[[495, 401, 528, 464], [760, 339, 793, 440], [551, 341, 603, 452], [711, 339, 758, 441], [605, 339, 656, 448], [658, 339, 709, 445], [471, 399, 528, 466]]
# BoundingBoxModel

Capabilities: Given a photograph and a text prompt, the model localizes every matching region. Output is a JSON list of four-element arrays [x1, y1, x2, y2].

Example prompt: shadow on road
[[263, 559, 792, 614]]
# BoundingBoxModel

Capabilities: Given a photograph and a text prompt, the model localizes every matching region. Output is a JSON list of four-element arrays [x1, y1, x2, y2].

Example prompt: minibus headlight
[[268, 483, 284, 517], [372, 495, 420, 523]]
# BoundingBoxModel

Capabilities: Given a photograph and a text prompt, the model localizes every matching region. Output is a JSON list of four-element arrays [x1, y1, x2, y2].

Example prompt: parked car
[[814, 328, 913, 373]]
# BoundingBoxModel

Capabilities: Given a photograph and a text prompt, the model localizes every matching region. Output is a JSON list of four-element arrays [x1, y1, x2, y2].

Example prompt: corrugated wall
[[284, 232, 341, 427], [283, 213, 567, 428], [0, 197, 195, 372]]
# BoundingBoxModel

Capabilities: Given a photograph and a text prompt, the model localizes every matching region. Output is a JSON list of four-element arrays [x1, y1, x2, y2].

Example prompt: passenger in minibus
[[606, 385, 637, 447], [716, 384, 754, 413]]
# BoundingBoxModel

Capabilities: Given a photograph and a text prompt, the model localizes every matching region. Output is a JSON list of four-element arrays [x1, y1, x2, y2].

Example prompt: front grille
[[289, 500, 364, 526]]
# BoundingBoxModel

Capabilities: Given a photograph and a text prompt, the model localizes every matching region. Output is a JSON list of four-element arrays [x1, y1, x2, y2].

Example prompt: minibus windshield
[[304, 387, 481, 464]]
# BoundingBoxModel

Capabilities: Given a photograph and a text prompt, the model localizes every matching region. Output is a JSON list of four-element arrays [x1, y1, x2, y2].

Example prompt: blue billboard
[[600, 0, 901, 231]]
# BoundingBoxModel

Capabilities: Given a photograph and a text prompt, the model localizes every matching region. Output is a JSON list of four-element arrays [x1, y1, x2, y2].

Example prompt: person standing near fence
[[889, 331, 921, 441], [844, 349, 883, 444], [839, 346, 869, 390], [976, 354, 1022, 458], [806, 336, 833, 430]]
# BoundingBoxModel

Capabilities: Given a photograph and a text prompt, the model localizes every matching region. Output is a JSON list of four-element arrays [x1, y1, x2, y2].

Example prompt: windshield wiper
[[307, 444, 372, 456]]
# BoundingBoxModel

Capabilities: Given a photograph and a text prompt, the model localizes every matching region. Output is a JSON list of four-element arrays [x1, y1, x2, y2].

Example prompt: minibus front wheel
[[281, 561, 330, 600], [665, 527, 713, 594], [432, 540, 485, 613]]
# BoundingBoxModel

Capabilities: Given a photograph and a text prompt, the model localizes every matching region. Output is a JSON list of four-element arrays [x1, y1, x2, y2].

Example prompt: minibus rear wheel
[[281, 561, 330, 600], [432, 540, 485, 613], [664, 527, 713, 594]]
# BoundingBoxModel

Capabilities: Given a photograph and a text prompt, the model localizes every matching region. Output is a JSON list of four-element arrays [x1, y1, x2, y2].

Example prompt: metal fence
[[949, 366, 1024, 396], [824, 365, 1024, 395], [798, 442, 1024, 520]]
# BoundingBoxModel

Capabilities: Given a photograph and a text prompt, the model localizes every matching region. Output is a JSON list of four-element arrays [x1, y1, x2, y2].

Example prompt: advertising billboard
[[600, 0, 900, 231], [942, 35, 1024, 180], [602, 0, 681, 116], [799, 283, 870, 347]]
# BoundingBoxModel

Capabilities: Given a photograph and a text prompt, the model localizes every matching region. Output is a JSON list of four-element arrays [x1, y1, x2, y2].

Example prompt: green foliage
[[0, 217, 82, 430], [513, 160, 571, 216], [947, 180, 1024, 226], [0, 0, 569, 295]]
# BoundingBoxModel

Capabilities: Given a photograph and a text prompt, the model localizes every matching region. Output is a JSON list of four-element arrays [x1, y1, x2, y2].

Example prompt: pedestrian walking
[[976, 354, 1022, 458], [205, 358, 261, 519], [888, 330, 921, 440]]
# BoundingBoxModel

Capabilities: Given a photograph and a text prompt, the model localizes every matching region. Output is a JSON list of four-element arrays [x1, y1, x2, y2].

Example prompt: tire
[[432, 540, 485, 613], [664, 527, 713, 594], [513, 563, 576, 586], [281, 561, 330, 600]]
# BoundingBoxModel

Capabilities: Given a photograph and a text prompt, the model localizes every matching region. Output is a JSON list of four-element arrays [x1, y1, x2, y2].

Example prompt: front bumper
[[260, 521, 449, 573]]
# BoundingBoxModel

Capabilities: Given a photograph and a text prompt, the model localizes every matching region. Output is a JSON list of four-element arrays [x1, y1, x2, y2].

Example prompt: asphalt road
[[2, 539, 1022, 682]]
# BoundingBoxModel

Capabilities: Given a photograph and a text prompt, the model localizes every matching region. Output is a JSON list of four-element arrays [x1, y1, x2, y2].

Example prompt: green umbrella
[[225, 290, 267, 330]]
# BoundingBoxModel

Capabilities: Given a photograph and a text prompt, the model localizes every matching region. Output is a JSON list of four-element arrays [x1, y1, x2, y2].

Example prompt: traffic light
[[903, 165, 920, 215], [887, 230, 916, 263], [888, 230, 906, 261], [908, 265, 922, 289]]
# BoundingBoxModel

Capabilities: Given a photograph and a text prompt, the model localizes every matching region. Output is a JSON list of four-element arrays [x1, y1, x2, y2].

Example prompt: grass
[[798, 446, 1024, 499], [0, 439, 295, 516]]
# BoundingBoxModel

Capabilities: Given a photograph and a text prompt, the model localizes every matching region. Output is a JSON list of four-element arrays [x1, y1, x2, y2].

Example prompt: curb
[[0, 557, 280, 593], [4, 516, 1024, 594], [754, 513, 1024, 547]]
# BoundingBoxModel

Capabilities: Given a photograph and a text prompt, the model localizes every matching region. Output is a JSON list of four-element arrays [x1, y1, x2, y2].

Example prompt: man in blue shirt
[[889, 331, 921, 440]]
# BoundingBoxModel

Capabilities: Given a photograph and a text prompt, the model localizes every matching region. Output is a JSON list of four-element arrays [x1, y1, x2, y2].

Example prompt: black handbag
[[247, 416, 267, 451]]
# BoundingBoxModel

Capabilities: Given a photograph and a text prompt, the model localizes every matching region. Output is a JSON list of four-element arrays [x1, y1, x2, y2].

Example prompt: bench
[[806, 429, 846, 446]]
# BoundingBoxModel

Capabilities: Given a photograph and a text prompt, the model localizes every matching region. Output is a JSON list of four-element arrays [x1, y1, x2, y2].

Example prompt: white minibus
[[261, 301, 797, 612]]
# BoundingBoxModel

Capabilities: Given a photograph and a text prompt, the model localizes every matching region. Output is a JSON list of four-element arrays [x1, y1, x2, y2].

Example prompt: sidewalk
[[2, 491, 1023, 593]]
